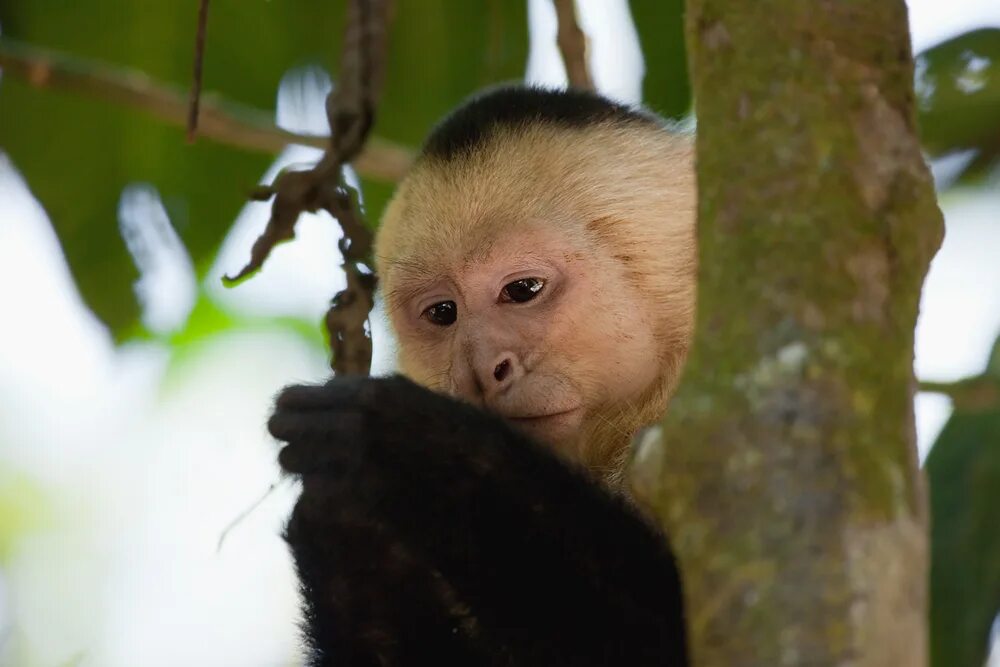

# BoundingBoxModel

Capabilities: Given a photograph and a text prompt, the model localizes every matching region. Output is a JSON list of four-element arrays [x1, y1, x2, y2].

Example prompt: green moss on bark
[[638, 2, 944, 665]]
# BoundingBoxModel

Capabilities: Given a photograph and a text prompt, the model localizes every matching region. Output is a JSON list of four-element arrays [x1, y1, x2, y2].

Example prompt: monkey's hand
[[270, 375, 687, 667], [270, 375, 484, 666]]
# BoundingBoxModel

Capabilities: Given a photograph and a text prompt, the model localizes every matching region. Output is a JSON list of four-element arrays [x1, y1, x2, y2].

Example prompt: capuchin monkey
[[268, 86, 696, 666]]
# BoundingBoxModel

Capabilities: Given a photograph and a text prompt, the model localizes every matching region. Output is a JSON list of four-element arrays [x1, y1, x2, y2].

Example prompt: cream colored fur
[[374, 119, 696, 487]]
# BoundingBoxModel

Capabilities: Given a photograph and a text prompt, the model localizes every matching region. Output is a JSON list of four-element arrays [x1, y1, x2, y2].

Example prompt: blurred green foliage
[[5, 3, 993, 341], [0, 0, 529, 340], [917, 28, 1000, 183], [0, 0, 345, 338], [631, 0, 690, 120], [928, 336, 1000, 667]]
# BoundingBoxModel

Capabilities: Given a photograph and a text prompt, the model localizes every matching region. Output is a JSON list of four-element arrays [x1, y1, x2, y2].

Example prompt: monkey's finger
[[278, 443, 359, 475], [268, 407, 365, 443], [273, 376, 368, 411]]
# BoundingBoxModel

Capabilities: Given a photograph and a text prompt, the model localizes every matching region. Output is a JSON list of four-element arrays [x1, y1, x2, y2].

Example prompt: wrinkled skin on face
[[386, 224, 660, 467], [376, 121, 695, 483]]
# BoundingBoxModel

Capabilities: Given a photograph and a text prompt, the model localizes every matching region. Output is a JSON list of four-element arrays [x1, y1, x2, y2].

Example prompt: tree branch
[[0, 40, 412, 182], [920, 377, 1000, 412], [552, 0, 593, 91], [646, 1, 943, 664], [186, 0, 211, 142]]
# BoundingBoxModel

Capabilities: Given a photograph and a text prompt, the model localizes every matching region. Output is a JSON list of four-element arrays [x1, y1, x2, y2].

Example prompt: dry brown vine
[[226, 0, 394, 375]]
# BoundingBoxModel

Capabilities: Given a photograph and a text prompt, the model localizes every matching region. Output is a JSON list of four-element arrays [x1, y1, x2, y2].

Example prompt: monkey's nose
[[493, 359, 512, 382], [486, 354, 522, 393], [459, 352, 521, 399]]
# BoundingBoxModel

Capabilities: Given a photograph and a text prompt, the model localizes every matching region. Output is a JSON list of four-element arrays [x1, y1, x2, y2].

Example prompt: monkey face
[[386, 223, 662, 462], [375, 120, 695, 475]]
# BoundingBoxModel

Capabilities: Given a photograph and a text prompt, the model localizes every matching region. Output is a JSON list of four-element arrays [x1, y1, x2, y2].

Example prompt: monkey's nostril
[[493, 359, 511, 382]]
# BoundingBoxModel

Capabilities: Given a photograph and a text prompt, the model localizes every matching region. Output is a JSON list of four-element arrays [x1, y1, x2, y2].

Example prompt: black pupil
[[427, 301, 457, 325], [505, 278, 543, 303]]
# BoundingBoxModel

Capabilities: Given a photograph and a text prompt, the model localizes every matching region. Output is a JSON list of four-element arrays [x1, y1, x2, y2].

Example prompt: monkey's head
[[375, 87, 695, 485]]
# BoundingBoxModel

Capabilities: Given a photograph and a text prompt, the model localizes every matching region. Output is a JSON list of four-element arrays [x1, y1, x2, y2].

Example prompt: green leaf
[[927, 337, 1000, 667], [0, 0, 345, 338], [629, 0, 691, 120], [916, 28, 1000, 184]]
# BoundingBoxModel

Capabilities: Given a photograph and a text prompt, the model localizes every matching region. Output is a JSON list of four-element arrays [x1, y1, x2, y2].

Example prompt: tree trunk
[[632, 2, 944, 665]]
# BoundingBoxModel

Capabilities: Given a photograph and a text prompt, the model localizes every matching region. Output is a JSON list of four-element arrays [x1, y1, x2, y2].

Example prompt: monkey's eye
[[423, 301, 457, 326], [500, 278, 545, 304]]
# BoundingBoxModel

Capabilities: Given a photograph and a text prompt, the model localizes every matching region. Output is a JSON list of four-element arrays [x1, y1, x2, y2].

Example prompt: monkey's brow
[[381, 259, 447, 305], [382, 256, 439, 280]]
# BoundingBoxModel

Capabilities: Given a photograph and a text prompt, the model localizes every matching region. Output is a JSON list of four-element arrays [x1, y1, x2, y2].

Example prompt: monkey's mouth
[[506, 408, 581, 423], [505, 409, 584, 448]]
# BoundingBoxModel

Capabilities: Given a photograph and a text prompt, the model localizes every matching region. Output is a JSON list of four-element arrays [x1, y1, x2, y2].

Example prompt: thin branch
[[552, 0, 593, 91], [0, 40, 412, 182], [187, 0, 211, 142], [216, 481, 280, 553], [920, 376, 1000, 412]]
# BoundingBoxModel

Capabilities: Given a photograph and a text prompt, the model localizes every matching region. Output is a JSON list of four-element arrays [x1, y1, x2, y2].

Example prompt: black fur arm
[[270, 375, 688, 667]]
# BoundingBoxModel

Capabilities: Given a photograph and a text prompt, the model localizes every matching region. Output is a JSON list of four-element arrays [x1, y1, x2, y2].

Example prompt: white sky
[[908, 0, 1000, 51]]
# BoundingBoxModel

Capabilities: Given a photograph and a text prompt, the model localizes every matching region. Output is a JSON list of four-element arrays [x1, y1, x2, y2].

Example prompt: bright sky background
[[909, 0, 1000, 50], [0, 1, 998, 665]]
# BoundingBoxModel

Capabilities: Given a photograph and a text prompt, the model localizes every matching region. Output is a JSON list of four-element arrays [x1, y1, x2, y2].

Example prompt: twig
[[0, 40, 412, 182], [552, 0, 593, 91], [187, 0, 211, 142], [216, 481, 281, 553], [920, 376, 1000, 412], [228, 0, 393, 375], [326, 187, 379, 374]]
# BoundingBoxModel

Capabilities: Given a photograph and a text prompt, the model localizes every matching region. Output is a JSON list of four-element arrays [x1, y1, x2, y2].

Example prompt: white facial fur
[[376, 120, 695, 482]]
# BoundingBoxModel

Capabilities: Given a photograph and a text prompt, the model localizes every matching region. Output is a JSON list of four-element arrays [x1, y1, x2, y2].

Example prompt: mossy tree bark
[[633, 2, 944, 665]]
